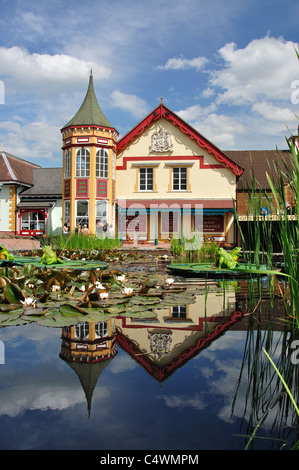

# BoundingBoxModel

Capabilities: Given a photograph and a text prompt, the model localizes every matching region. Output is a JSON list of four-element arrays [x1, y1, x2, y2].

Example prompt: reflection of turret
[[60, 319, 117, 416], [116, 285, 242, 383]]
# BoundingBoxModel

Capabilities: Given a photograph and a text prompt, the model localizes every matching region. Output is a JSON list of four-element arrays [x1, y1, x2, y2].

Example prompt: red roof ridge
[[117, 102, 243, 176]]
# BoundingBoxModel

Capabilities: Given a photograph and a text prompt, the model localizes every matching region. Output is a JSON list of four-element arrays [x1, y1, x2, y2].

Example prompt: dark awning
[[17, 201, 54, 209]]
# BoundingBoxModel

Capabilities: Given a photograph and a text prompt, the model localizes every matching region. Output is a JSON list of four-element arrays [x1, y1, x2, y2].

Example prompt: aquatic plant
[[170, 234, 218, 262], [0, 263, 196, 328]]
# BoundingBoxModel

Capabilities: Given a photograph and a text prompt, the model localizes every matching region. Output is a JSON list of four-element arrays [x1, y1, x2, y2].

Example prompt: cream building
[[116, 99, 243, 245]]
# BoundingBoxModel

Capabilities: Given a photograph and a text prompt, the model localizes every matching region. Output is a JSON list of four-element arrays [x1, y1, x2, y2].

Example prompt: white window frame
[[139, 167, 153, 191], [65, 149, 71, 178], [172, 167, 187, 191], [75, 322, 89, 340], [76, 148, 90, 177], [96, 148, 109, 178], [95, 321, 108, 338]]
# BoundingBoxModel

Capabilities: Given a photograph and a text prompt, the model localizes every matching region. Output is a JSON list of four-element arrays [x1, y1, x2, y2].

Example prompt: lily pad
[[3, 283, 25, 304]]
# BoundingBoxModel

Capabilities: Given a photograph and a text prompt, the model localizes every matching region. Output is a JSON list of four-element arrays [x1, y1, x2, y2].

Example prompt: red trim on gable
[[116, 155, 223, 171], [116, 103, 243, 176]]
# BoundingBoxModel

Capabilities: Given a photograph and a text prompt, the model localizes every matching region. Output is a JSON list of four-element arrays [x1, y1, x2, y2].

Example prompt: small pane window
[[172, 306, 187, 318], [172, 167, 187, 191], [76, 148, 90, 177], [139, 167, 153, 191], [95, 321, 108, 338], [75, 322, 89, 339], [65, 149, 71, 178], [96, 149, 109, 178]]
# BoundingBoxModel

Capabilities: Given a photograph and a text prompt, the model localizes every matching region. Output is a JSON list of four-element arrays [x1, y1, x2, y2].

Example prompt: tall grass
[[46, 233, 121, 251], [170, 233, 218, 263], [266, 138, 299, 323], [236, 135, 299, 325]]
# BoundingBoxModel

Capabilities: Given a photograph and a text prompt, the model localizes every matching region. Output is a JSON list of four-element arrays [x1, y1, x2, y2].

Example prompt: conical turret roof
[[61, 71, 113, 130]]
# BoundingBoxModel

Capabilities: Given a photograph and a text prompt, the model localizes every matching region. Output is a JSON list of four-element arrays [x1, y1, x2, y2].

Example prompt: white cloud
[[110, 90, 149, 119], [157, 56, 208, 72], [0, 382, 110, 417], [210, 36, 299, 105], [0, 120, 61, 162], [157, 393, 207, 411], [0, 46, 112, 95], [177, 104, 246, 148], [252, 101, 298, 123]]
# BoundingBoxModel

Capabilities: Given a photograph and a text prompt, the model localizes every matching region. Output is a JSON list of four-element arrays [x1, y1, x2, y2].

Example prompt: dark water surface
[[0, 278, 298, 451]]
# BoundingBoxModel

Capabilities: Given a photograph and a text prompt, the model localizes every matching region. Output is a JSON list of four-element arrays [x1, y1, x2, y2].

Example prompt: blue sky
[[0, 0, 298, 167]]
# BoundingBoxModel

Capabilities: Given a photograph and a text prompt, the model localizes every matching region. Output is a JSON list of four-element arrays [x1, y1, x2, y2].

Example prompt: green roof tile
[[61, 72, 113, 130]]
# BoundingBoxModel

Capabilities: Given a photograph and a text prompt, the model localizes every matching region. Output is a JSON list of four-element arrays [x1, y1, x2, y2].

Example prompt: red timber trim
[[116, 311, 243, 382], [116, 155, 223, 171], [116, 103, 243, 176]]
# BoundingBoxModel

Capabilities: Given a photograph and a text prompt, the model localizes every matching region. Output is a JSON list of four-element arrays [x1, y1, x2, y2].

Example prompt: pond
[[0, 262, 298, 453]]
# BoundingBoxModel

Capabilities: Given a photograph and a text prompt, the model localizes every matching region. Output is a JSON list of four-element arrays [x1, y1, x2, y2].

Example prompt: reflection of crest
[[150, 127, 173, 152], [149, 332, 172, 357]]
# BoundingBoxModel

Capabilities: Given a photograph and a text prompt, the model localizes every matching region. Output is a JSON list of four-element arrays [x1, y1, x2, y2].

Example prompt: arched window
[[96, 148, 109, 178], [65, 149, 71, 178], [76, 148, 90, 177], [95, 321, 108, 338], [75, 322, 89, 340]]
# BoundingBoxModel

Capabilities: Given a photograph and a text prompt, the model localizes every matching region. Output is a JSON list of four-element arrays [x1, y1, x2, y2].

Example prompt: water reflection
[[0, 277, 298, 449]]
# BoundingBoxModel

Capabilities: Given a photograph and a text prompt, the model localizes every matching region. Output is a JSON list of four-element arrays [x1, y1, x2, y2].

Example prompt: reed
[[236, 135, 299, 325], [47, 232, 121, 251], [170, 233, 218, 262]]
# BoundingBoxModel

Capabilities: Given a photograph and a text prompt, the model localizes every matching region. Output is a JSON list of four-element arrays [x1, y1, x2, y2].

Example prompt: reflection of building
[[115, 286, 242, 383], [60, 319, 117, 415]]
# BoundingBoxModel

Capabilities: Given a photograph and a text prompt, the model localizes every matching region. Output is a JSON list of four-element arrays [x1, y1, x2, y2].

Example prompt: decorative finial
[[90, 68, 93, 76], [160, 97, 163, 104]]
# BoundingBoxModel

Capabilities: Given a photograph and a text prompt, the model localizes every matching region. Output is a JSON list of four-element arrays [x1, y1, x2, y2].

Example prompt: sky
[[0, 0, 298, 167]]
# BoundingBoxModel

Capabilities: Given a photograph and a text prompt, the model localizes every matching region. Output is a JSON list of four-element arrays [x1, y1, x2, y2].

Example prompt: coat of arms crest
[[150, 127, 173, 152]]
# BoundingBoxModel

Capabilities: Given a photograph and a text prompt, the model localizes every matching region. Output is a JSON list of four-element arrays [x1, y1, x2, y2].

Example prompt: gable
[[117, 102, 243, 176]]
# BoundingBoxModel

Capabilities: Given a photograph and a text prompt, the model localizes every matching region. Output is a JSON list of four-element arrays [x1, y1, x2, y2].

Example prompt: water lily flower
[[99, 292, 109, 300], [80, 284, 93, 292], [123, 287, 133, 295], [165, 278, 174, 285], [95, 281, 104, 289], [51, 285, 60, 292], [21, 297, 36, 307], [117, 275, 127, 283]]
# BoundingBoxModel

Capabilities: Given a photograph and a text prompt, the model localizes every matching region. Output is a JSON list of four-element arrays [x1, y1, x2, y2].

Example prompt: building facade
[[1, 73, 296, 246]]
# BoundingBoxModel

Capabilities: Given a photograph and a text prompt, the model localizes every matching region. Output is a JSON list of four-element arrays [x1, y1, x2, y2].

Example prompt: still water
[[0, 277, 298, 451]]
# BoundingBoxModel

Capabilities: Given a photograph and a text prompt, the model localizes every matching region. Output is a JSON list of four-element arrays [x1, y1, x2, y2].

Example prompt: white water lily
[[95, 281, 104, 289], [165, 278, 174, 285], [51, 285, 60, 292], [117, 274, 127, 283], [122, 287, 133, 295], [99, 292, 109, 300], [80, 284, 93, 292], [21, 297, 36, 307]]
